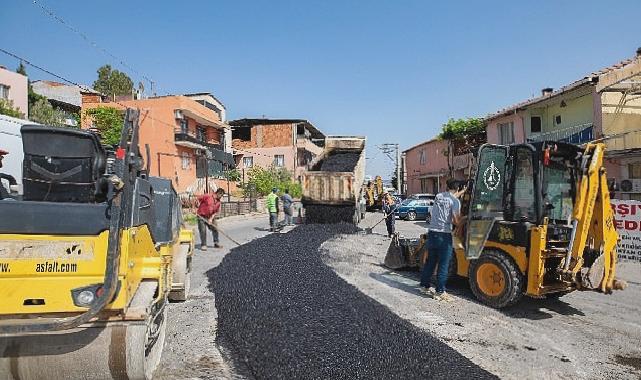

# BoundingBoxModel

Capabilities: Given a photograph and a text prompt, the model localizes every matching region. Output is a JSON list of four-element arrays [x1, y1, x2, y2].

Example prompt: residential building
[[184, 92, 232, 152], [403, 138, 449, 195], [485, 48, 641, 199], [31, 80, 82, 127], [0, 65, 28, 116], [81, 93, 234, 194], [229, 118, 325, 180]]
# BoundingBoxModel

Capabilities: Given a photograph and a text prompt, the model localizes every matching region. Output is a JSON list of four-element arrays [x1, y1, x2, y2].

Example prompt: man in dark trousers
[[281, 188, 294, 226], [196, 188, 225, 250], [382, 193, 397, 237], [419, 179, 464, 302]]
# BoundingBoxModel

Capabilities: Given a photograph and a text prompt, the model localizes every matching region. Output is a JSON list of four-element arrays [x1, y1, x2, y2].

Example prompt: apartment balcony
[[174, 128, 224, 151], [528, 123, 594, 145]]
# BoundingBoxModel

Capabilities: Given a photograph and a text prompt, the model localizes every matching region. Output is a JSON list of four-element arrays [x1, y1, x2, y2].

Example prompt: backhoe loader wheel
[[469, 249, 524, 309]]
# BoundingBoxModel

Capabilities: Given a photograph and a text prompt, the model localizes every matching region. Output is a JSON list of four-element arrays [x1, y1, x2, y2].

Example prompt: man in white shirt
[[420, 179, 464, 301]]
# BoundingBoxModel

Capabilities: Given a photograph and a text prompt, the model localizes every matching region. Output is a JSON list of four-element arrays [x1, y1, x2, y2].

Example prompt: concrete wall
[[0, 67, 28, 116], [404, 139, 449, 195]]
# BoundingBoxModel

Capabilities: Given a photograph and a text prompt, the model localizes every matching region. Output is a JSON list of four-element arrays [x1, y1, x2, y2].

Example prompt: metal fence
[[218, 200, 257, 218]]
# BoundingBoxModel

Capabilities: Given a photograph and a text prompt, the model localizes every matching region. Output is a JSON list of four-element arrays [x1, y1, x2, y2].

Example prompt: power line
[[0, 48, 278, 162], [29, 0, 156, 93], [0, 48, 227, 136], [0, 47, 92, 92]]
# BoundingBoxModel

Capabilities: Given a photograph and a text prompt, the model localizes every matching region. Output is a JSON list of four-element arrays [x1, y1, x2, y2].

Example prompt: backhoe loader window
[[473, 147, 506, 213], [543, 164, 573, 222], [512, 149, 536, 221]]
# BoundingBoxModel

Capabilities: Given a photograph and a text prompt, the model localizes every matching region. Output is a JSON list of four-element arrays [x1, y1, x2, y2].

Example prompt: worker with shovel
[[196, 188, 225, 250], [382, 193, 397, 237]]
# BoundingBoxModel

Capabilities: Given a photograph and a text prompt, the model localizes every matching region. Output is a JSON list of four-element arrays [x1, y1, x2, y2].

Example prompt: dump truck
[[0, 109, 194, 379], [386, 141, 625, 308], [302, 136, 366, 224]]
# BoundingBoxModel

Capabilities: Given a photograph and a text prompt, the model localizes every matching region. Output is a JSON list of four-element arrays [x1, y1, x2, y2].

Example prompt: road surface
[[320, 213, 641, 379], [155, 213, 275, 379]]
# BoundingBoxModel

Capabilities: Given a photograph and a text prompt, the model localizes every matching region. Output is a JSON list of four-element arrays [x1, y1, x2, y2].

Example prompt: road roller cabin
[[0, 109, 194, 380]]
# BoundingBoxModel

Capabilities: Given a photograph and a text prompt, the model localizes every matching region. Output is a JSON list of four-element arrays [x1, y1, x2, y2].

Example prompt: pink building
[[403, 138, 449, 195], [0, 66, 28, 116], [485, 110, 527, 145]]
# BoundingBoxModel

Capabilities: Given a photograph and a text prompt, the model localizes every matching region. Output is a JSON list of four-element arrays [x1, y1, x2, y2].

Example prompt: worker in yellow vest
[[266, 187, 280, 232]]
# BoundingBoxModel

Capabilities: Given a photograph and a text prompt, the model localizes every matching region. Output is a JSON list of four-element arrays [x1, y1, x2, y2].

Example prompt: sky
[[1, 0, 640, 178]]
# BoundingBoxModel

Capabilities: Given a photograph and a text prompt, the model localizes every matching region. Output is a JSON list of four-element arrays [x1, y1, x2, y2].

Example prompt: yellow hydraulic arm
[[561, 143, 621, 292]]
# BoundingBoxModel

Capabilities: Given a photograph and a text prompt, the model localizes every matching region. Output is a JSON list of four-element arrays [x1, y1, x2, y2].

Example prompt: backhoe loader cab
[[0, 109, 194, 380], [466, 142, 581, 260]]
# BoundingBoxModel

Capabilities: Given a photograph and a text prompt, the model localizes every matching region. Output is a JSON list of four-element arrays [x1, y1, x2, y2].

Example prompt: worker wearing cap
[[0, 149, 11, 200], [266, 187, 279, 232], [195, 187, 225, 250]]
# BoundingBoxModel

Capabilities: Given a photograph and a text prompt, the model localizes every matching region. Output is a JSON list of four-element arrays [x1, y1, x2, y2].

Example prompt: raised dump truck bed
[[302, 136, 366, 224]]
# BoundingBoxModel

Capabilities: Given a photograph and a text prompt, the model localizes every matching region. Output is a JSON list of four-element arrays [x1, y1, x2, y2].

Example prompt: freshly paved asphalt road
[[155, 213, 277, 379]]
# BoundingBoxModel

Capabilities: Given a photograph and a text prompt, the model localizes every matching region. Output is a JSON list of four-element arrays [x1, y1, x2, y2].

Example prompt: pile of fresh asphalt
[[318, 152, 361, 172], [304, 204, 356, 224], [209, 224, 496, 379]]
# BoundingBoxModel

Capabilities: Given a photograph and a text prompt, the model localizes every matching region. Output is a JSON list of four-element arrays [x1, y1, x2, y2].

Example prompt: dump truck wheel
[[406, 211, 417, 221], [469, 249, 524, 309], [169, 244, 191, 302]]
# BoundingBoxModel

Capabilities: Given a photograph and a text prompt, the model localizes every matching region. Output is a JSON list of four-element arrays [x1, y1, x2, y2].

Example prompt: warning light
[[116, 148, 126, 159], [543, 147, 550, 166]]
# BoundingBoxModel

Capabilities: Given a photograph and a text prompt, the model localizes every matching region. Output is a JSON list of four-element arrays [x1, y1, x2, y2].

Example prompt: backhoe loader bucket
[[383, 235, 425, 269]]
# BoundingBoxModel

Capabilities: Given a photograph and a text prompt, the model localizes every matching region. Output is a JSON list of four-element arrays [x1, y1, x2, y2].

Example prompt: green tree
[[438, 117, 485, 140], [29, 98, 66, 126], [93, 65, 134, 98], [0, 98, 24, 118], [244, 166, 302, 198], [223, 168, 241, 182], [16, 62, 27, 76], [84, 106, 125, 145], [390, 166, 404, 192]]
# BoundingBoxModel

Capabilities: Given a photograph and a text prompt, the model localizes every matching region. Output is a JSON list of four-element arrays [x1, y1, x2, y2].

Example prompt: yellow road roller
[[0, 109, 193, 379]]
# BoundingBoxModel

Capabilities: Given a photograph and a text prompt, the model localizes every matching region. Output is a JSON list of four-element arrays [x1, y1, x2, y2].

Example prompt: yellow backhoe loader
[[386, 141, 625, 308], [365, 175, 385, 211], [0, 109, 194, 379]]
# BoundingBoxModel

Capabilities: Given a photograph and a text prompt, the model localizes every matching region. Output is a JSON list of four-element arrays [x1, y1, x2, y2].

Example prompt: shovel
[[197, 215, 242, 246], [363, 206, 397, 234]]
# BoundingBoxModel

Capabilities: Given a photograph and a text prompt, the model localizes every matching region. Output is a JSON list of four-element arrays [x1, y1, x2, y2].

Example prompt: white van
[[0, 114, 38, 194]]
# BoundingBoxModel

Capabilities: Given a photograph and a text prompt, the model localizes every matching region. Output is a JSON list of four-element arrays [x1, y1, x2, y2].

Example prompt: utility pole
[[378, 143, 401, 193]]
